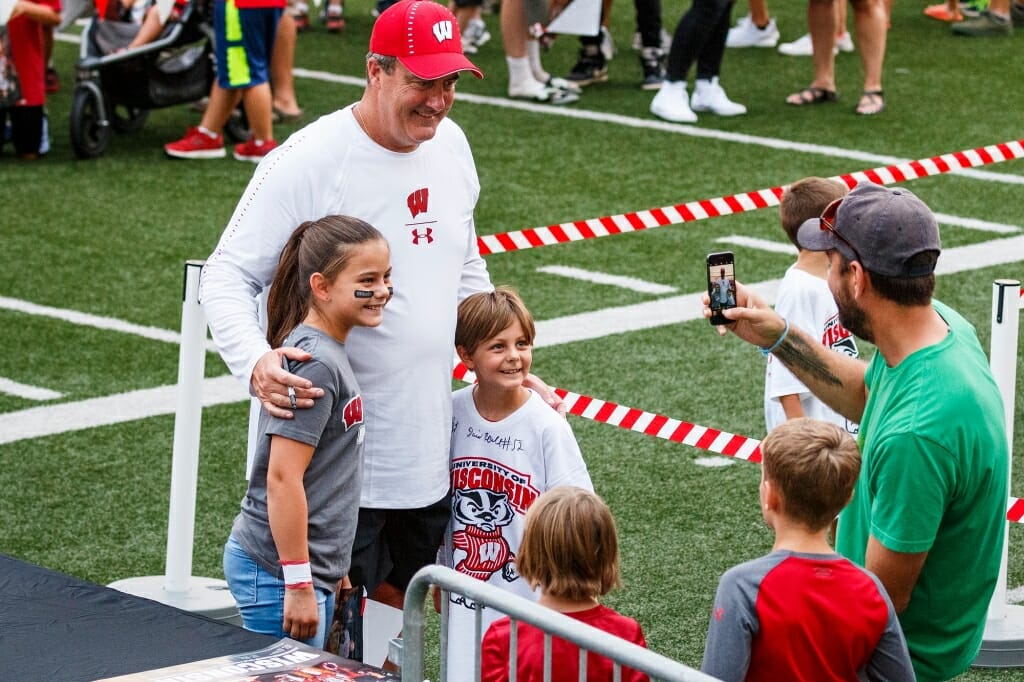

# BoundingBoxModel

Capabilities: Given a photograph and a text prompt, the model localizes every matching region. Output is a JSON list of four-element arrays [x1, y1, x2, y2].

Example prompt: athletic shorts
[[348, 493, 452, 594], [214, 1, 282, 89]]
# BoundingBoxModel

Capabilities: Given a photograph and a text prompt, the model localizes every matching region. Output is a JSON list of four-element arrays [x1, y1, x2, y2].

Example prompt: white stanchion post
[[164, 260, 207, 593], [976, 278, 1023, 667], [108, 261, 241, 626]]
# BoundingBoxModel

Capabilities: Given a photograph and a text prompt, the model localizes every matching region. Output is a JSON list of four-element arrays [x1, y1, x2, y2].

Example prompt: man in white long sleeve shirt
[[201, 0, 494, 630]]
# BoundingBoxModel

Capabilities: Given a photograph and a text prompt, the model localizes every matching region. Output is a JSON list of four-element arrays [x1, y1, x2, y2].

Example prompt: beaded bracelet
[[759, 318, 790, 358]]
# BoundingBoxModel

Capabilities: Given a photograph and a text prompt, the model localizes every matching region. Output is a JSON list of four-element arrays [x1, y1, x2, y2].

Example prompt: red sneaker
[[233, 136, 278, 162], [45, 67, 60, 94], [164, 127, 225, 159]]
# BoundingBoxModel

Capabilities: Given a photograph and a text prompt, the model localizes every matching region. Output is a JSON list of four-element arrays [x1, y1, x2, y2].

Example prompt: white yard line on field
[[0, 375, 247, 446], [2, 233, 1023, 445], [933, 214, 1022, 234], [0, 378, 63, 401], [0, 296, 220, 354], [536, 266, 678, 294], [933, 234, 1024, 276], [694, 456, 737, 468], [534, 282, 781, 347], [716, 236, 798, 256]]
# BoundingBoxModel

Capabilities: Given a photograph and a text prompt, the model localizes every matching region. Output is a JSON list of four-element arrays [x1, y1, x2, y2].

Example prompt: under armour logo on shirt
[[411, 227, 434, 245]]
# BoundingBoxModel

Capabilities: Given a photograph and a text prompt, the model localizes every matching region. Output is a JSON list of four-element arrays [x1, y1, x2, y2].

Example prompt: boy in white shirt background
[[765, 177, 859, 435]]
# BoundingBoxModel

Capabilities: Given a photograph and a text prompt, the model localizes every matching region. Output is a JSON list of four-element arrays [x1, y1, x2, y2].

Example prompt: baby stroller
[[69, 0, 247, 158]]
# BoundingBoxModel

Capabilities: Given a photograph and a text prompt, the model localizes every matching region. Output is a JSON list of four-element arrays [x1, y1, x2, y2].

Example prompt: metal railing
[[401, 565, 719, 682]]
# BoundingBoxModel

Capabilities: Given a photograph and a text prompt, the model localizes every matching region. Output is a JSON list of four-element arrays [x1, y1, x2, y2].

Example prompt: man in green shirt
[[706, 181, 1008, 681]]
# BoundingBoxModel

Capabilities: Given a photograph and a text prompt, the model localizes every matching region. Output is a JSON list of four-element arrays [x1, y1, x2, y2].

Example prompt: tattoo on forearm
[[775, 333, 844, 388]]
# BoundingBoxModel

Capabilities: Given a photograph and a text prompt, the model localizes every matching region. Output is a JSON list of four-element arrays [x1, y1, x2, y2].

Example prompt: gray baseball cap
[[796, 182, 941, 277]]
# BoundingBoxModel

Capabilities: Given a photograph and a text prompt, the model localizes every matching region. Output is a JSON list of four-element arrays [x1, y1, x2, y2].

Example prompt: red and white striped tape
[[455, 362, 1024, 523], [555, 380, 1024, 524], [554, 387, 763, 463], [477, 139, 1024, 256], [1009, 499, 1024, 524], [455, 361, 763, 462]]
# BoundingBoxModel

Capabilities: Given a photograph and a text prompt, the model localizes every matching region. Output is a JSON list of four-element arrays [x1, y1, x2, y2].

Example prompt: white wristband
[[281, 561, 312, 587]]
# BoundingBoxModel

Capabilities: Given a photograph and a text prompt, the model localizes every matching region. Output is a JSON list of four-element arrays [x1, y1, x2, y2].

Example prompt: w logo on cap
[[432, 20, 453, 43], [369, 0, 483, 80]]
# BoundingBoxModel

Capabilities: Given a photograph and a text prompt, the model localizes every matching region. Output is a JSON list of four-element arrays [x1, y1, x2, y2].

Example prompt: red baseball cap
[[370, 0, 484, 80]]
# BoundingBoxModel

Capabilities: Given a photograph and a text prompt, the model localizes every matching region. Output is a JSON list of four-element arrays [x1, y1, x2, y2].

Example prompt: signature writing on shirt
[[465, 426, 525, 452]]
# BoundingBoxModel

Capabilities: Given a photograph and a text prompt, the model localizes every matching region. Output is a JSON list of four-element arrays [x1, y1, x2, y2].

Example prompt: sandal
[[272, 107, 305, 124], [786, 86, 838, 106], [856, 90, 885, 115]]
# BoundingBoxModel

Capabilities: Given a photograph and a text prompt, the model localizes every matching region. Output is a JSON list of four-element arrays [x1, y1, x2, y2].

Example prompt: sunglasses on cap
[[820, 196, 864, 265]]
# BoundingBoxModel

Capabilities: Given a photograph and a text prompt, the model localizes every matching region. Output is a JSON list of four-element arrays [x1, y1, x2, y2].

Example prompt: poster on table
[[98, 639, 399, 681]]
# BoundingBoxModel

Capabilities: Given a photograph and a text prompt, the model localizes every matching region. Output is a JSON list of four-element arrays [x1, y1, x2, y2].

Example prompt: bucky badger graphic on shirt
[[450, 489, 518, 583], [446, 460, 537, 612]]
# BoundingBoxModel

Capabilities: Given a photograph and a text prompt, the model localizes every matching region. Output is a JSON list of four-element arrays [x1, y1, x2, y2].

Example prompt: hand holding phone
[[707, 251, 736, 325]]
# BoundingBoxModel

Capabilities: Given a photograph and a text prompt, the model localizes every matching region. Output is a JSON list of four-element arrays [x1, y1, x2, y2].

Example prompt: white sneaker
[[508, 78, 580, 105], [545, 76, 581, 94], [778, 32, 846, 56], [836, 31, 855, 52], [465, 18, 491, 48], [778, 32, 813, 55], [726, 15, 780, 47], [650, 81, 697, 123], [691, 77, 747, 116]]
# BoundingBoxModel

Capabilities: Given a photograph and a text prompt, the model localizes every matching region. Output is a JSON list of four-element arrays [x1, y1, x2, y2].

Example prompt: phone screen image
[[707, 251, 736, 325]]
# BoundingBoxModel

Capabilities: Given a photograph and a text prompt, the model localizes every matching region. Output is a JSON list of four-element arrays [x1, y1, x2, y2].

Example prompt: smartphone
[[707, 251, 736, 325]]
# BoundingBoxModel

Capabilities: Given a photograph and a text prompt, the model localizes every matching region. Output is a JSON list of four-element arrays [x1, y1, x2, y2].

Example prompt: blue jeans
[[223, 535, 335, 648]]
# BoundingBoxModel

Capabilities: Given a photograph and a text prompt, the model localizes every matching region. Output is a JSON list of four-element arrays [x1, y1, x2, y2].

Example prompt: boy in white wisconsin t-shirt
[[765, 177, 859, 435], [443, 286, 593, 677]]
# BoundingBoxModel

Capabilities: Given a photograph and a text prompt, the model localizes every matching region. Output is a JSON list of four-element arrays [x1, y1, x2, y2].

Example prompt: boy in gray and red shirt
[[701, 418, 914, 682]]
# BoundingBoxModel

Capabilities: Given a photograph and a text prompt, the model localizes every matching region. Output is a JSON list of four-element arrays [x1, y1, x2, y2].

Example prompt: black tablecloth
[[0, 554, 279, 680]]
